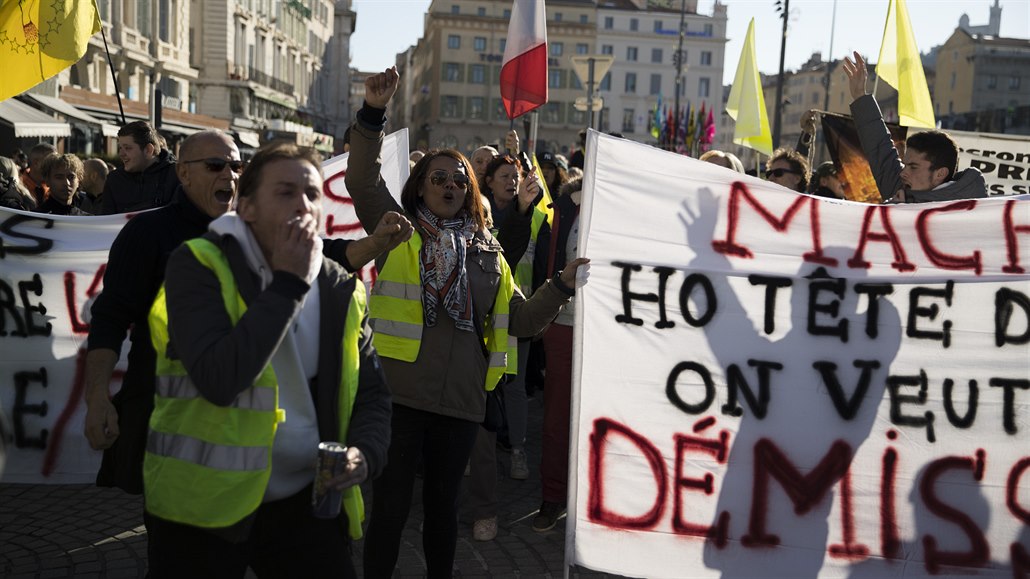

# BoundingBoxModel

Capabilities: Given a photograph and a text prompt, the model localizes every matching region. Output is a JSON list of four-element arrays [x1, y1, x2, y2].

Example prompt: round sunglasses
[[428, 170, 470, 189]]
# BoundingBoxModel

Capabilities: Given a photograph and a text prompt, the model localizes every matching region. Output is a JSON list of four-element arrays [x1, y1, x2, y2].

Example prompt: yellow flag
[[725, 19, 773, 156], [531, 154, 555, 224], [0, 0, 101, 101], [876, 0, 936, 128]]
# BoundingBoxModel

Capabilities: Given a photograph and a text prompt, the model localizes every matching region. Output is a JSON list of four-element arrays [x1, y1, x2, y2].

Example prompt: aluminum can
[[312, 442, 347, 519]]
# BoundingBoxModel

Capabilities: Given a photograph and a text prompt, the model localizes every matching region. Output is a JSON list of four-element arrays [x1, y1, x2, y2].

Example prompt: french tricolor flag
[[500, 0, 548, 120]]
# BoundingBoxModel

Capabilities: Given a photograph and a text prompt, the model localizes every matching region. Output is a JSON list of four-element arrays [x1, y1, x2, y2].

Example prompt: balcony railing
[[248, 66, 294, 96]]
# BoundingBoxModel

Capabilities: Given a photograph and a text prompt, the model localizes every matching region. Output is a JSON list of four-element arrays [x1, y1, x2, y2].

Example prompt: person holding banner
[[348, 66, 589, 578], [34, 154, 93, 216], [843, 52, 987, 203]]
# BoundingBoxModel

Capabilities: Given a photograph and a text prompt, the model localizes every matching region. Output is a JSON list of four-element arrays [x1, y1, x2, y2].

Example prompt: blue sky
[[350, 0, 1029, 86]]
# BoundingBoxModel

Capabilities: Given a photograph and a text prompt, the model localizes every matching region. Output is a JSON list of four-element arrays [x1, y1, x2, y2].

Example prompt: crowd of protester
[[0, 47, 991, 577]]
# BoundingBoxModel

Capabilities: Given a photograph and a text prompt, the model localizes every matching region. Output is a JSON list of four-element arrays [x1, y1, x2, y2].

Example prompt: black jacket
[[100, 149, 181, 214]]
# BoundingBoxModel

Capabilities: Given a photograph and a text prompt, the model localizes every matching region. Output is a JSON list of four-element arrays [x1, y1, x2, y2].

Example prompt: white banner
[[569, 132, 1030, 577], [0, 129, 408, 483], [916, 128, 1030, 197]]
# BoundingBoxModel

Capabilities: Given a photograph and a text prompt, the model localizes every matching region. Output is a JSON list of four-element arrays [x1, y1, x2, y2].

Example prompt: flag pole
[[100, 22, 127, 125]]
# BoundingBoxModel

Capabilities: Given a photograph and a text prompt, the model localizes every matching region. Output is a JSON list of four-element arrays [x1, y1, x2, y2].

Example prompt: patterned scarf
[[416, 204, 477, 332]]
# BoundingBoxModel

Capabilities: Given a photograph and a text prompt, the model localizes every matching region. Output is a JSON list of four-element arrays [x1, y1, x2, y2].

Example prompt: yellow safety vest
[[369, 230, 517, 390], [144, 237, 367, 539], [513, 206, 548, 296]]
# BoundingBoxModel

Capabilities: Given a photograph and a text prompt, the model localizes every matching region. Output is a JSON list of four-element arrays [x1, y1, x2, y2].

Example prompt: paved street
[[1, 397, 625, 578]]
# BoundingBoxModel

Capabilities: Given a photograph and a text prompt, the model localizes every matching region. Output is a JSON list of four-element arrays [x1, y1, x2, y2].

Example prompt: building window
[[471, 64, 486, 84], [549, 69, 563, 89], [630, 18, 639, 31], [451, 4, 459, 14], [600, 73, 611, 91], [650, 74, 661, 95], [444, 63, 461, 82], [622, 108, 635, 133], [158, 0, 171, 42], [576, 43, 589, 55], [604, 16, 613, 29], [704, 23, 713, 36], [601, 45, 613, 55], [950, 72, 956, 89], [700, 51, 712, 66], [571, 75, 582, 90], [654, 20, 663, 32], [493, 98, 508, 121], [543, 102, 562, 124], [1010, 76, 1021, 90], [499, 39, 506, 52], [651, 48, 662, 64], [551, 42, 564, 57], [625, 72, 636, 93], [626, 47, 638, 61], [986, 75, 997, 89], [469, 97, 485, 119], [698, 77, 710, 98], [569, 103, 586, 125], [442, 96, 460, 118], [477, 7, 486, 16], [555, 12, 562, 22], [812, 91, 820, 104], [448, 35, 460, 49], [580, 14, 588, 24], [503, 9, 511, 18], [474, 37, 487, 52]]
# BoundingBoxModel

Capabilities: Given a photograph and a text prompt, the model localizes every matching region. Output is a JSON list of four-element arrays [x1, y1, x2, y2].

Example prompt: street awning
[[158, 123, 200, 136], [236, 129, 261, 148], [0, 98, 71, 138], [21, 93, 120, 138]]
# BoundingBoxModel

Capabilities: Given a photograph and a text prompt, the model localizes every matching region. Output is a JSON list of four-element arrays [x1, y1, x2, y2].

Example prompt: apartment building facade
[[595, 0, 728, 144]]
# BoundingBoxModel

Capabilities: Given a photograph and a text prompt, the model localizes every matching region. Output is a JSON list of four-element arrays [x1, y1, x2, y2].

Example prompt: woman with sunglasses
[[346, 67, 588, 578], [764, 148, 811, 193]]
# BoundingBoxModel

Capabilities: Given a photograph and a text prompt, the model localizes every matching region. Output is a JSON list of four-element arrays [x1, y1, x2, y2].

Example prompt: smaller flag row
[[648, 99, 716, 156]]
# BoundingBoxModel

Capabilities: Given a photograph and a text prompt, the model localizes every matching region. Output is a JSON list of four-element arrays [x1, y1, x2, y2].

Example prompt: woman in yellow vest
[[348, 68, 589, 578]]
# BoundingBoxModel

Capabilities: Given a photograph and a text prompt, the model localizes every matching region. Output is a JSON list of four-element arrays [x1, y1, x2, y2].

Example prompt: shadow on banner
[[821, 112, 907, 204]]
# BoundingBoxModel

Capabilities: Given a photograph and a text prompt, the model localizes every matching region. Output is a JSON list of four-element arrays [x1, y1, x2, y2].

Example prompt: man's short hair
[[767, 148, 811, 192], [238, 142, 321, 199], [906, 130, 958, 182], [28, 143, 58, 165], [84, 158, 109, 179], [117, 120, 162, 151], [41, 153, 84, 180]]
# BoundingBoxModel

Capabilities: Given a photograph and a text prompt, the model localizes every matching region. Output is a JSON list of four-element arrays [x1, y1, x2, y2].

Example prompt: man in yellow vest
[[144, 142, 403, 578]]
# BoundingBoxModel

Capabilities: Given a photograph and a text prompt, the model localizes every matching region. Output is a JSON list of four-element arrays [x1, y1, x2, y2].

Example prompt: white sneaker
[[510, 448, 529, 480]]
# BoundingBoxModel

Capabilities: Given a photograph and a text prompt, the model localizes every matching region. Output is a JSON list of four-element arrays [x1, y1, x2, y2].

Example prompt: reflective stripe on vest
[[147, 430, 268, 472], [369, 230, 518, 390], [145, 237, 366, 538], [155, 375, 277, 412]]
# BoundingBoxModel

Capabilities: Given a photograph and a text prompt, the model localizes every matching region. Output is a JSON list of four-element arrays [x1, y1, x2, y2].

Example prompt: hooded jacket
[[851, 95, 987, 204], [101, 149, 181, 214]]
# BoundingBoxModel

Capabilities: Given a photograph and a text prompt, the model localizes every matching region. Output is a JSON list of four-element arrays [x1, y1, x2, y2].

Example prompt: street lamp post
[[672, 0, 686, 152], [772, 0, 790, 150]]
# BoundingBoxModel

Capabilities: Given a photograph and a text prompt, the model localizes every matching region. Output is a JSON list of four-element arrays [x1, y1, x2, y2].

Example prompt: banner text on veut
[[570, 131, 1029, 578]]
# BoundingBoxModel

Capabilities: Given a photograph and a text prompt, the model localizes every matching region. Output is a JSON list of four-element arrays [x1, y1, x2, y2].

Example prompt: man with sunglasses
[[764, 148, 810, 193], [85, 130, 412, 499], [101, 121, 182, 214]]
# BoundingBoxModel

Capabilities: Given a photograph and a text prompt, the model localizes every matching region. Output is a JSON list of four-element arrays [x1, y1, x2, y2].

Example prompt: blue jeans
[[362, 404, 479, 578]]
